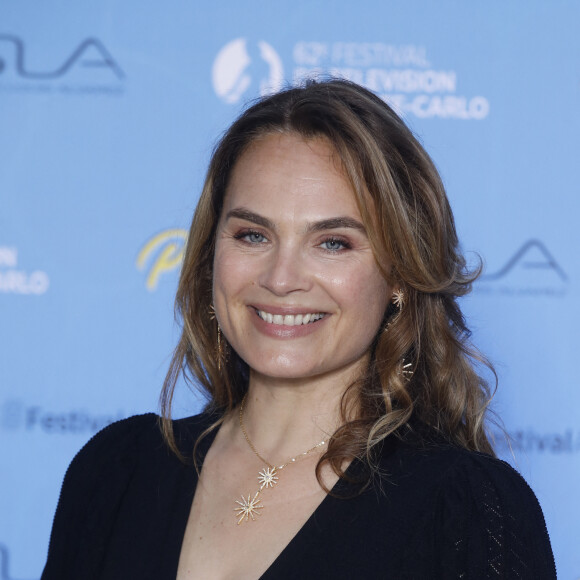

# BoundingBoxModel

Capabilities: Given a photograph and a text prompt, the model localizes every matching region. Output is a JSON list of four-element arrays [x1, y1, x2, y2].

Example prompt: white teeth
[[257, 310, 325, 326]]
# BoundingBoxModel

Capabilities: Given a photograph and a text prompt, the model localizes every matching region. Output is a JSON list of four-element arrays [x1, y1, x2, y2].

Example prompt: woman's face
[[213, 133, 392, 384]]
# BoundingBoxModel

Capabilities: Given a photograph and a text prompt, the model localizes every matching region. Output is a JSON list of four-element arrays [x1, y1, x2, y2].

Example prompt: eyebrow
[[225, 208, 367, 234], [226, 208, 274, 230], [309, 217, 366, 233]]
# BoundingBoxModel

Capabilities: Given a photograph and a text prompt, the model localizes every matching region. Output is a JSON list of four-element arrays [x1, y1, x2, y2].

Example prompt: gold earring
[[398, 359, 413, 382], [217, 326, 225, 372], [391, 289, 404, 310], [389, 291, 413, 381], [209, 305, 227, 372], [383, 289, 404, 334]]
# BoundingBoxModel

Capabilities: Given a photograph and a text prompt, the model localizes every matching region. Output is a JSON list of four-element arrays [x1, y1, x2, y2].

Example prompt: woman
[[43, 80, 556, 579]]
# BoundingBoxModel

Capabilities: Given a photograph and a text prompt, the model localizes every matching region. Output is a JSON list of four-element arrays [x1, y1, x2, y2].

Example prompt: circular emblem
[[212, 38, 284, 104]]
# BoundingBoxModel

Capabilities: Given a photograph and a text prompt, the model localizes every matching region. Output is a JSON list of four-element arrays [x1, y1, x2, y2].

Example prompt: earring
[[383, 289, 405, 334], [216, 326, 226, 372], [388, 290, 413, 381], [398, 359, 413, 382], [391, 289, 404, 310], [209, 305, 227, 372]]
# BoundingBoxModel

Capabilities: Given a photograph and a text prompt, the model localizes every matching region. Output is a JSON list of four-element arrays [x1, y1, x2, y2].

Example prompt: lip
[[249, 305, 330, 339]]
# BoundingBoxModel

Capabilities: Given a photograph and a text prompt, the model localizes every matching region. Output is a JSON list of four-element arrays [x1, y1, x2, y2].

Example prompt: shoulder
[[428, 446, 547, 528], [63, 413, 162, 481], [403, 442, 538, 501], [69, 410, 216, 468], [56, 410, 218, 520], [59, 410, 219, 496], [51, 414, 166, 521], [383, 441, 556, 577], [419, 444, 547, 529], [388, 440, 549, 536], [75, 413, 161, 456], [42, 411, 215, 578], [385, 436, 540, 506]]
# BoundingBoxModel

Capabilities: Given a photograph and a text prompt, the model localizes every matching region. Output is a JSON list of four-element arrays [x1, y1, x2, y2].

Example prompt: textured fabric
[[42, 412, 556, 580]]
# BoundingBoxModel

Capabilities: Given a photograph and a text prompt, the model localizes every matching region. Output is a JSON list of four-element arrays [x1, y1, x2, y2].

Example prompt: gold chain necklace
[[234, 395, 327, 525]]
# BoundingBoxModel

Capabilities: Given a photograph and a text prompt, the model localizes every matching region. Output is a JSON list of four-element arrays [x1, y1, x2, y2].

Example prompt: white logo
[[0, 246, 49, 295], [212, 38, 284, 104], [292, 41, 490, 120]]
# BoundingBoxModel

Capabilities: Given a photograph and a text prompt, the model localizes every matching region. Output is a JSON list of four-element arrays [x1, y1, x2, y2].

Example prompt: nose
[[258, 244, 312, 296]]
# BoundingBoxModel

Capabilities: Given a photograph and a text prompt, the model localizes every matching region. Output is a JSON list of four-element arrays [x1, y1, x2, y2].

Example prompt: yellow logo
[[136, 229, 187, 290]]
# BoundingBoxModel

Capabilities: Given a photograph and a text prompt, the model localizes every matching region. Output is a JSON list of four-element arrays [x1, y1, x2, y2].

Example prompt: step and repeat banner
[[1, 1, 578, 577]]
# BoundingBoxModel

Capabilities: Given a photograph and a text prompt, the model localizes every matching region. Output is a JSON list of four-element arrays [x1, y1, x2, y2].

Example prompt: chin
[[249, 356, 320, 381]]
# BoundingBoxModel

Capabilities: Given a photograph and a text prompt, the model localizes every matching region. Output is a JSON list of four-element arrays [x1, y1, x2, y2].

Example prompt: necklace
[[234, 396, 327, 525]]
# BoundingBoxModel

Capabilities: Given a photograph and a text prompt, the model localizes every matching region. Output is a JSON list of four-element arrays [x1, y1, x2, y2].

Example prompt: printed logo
[[480, 239, 567, 282], [475, 239, 568, 297], [136, 229, 187, 290], [0, 35, 124, 95], [293, 41, 489, 120], [0, 246, 49, 295], [493, 427, 580, 455], [1, 399, 125, 434], [213, 38, 489, 119], [212, 38, 284, 104]]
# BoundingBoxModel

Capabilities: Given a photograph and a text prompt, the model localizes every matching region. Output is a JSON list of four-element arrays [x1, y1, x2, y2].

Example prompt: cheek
[[212, 243, 260, 328], [212, 244, 237, 316], [323, 261, 390, 317], [213, 242, 251, 291]]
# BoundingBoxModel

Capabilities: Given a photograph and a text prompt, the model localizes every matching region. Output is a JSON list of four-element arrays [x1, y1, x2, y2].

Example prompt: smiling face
[[213, 132, 392, 386]]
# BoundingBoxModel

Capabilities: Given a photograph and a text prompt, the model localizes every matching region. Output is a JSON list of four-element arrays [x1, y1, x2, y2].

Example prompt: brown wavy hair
[[160, 79, 496, 486]]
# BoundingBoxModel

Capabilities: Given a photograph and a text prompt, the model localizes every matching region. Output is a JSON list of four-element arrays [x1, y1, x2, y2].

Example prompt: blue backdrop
[[1, 1, 578, 577]]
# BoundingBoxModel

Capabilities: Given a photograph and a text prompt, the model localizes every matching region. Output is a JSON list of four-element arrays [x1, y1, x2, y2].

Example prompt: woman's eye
[[320, 238, 349, 251], [247, 232, 265, 243], [235, 230, 267, 244]]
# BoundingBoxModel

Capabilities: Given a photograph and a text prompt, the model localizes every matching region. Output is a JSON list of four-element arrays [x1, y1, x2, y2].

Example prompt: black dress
[[42, 412, 556, 579]]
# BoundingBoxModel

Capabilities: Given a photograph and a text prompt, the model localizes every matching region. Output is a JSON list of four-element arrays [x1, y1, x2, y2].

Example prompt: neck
[[231, 362, 363, 465]]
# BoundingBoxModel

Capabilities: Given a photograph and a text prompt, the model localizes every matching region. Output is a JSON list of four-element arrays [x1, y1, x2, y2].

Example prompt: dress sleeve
[[41, 413, 159, 580], [433, 453, 556, 579]]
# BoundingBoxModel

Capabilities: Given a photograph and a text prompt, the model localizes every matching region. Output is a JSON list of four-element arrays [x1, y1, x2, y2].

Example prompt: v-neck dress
[[41, 412, 556, 579]]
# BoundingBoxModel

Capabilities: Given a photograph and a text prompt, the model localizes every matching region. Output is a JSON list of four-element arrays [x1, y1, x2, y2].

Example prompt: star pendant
[[258, 466, 279, 489], [234, 491, 263, 524]]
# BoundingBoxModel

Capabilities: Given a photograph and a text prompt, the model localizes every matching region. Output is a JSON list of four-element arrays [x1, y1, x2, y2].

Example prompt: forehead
[[223, 133, 362, 220]]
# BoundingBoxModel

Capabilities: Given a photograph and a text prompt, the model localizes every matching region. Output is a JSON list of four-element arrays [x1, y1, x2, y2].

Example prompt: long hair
[[160, 79, 496, 486]]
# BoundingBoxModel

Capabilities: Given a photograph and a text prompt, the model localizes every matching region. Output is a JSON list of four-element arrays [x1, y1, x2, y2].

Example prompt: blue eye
[[321, 238, 349, 251], [235, 230, 268, 244], [247, 232, 266, 243]]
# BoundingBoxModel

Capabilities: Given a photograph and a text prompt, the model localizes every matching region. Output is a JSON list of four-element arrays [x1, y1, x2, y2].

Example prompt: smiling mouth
[[255, 309, 327, 326]]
